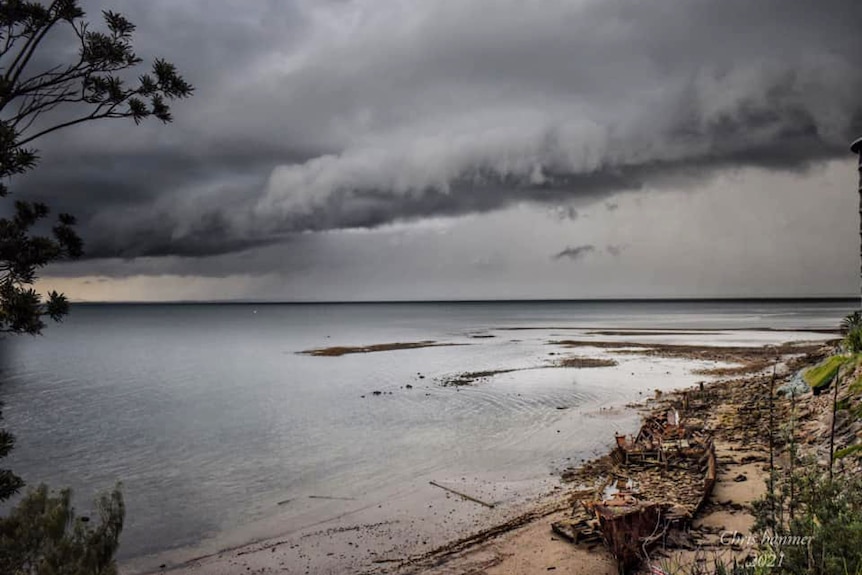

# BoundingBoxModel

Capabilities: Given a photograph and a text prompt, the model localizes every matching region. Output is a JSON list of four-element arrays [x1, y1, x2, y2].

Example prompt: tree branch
[[5, 3, 63, 90], [16, 103, 129, 146]]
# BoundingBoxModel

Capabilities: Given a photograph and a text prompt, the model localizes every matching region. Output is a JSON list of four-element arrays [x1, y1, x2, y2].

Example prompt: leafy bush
[[753, 467, 862, 575], [0, 484, 124, 575], [1, 406, 124, 574]]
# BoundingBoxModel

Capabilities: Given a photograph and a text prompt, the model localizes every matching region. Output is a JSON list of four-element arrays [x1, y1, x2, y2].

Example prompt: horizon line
[[69, 296, 861, 305]]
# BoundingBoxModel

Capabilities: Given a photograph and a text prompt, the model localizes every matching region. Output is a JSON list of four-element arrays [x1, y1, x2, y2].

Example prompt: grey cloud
[[553, 243, 626, 261], [553, 245, 596, 262], [550, 205, 580, 221], [606, 245, 626, 257], [13, 0, 862, 260]]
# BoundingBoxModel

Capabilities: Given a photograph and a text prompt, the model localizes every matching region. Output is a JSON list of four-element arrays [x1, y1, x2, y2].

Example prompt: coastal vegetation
[[0, 485, 124, 575], [0, 1, 190, 572]]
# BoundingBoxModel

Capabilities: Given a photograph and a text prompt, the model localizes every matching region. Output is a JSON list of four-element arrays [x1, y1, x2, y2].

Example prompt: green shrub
[[0, 484, 124, 575], [803, 356, 849, 391], [847, 327, 862, 354], [753, 468, 862, 575]]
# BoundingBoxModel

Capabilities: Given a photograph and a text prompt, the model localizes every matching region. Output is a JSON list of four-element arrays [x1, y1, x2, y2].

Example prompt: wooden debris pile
[[553, 407, 717, 573]]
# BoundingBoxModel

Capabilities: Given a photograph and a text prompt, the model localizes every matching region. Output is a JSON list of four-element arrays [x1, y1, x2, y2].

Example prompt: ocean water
[[0, 300, 851, 570]]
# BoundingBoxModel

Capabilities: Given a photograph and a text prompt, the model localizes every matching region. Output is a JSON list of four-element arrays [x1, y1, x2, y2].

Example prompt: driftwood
[[585, 496, 665, 573], [551, 516, 602, 544], [429, 481, 496, 508]]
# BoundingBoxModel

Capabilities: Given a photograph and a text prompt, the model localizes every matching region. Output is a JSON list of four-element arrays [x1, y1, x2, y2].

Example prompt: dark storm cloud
[[14, 147, 298, 257], [12, 0, 862, 260], [553, 245, 596, 262]]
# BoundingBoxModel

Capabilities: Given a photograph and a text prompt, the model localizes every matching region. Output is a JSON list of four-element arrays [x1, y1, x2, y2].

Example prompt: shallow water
[[0, 300, 850, 570]]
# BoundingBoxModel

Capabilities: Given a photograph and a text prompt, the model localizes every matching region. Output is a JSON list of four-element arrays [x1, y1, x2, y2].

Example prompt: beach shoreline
[[373, 347, 830, 575], [128, 328, 834, 575]]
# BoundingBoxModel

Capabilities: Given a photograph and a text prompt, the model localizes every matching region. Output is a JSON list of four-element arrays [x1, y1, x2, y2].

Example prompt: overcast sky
[[17, 0, 862, 301]]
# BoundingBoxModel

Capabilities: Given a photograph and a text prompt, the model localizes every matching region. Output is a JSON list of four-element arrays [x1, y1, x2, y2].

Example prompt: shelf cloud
[[16, 0, 862, 260]]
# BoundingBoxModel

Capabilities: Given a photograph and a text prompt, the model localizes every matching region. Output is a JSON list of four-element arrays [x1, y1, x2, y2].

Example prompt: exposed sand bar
[[552, 337, 830, 378], [299, 341, 465, 356], [555, 357, 618, 368]]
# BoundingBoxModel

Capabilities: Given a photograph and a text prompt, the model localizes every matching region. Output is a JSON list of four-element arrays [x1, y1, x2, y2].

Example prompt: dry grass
[[300, 341, 462, 357]]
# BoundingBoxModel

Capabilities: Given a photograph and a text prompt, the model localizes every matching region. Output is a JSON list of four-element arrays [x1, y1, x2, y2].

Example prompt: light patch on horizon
[[36, 274, 281, 303]]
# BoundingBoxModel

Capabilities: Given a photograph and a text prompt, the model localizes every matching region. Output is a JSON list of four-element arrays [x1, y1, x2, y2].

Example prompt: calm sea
[[0, 299, 852, 569]]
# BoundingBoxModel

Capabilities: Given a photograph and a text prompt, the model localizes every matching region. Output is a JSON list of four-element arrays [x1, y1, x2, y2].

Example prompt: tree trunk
[[854, 137, 862, 307]]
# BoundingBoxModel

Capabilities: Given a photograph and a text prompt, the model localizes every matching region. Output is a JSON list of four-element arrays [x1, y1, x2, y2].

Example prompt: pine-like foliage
[[0, 405, 24, 503], [0, 0, 193, 334]]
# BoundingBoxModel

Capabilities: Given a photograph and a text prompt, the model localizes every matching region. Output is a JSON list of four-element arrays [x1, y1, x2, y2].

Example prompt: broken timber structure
[[553, 407, 717, 574]]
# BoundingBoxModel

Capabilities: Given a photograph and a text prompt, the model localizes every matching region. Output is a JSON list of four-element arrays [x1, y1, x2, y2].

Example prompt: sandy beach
[[135, 327, 835, 575]]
